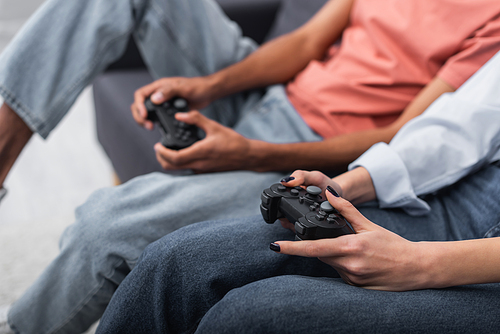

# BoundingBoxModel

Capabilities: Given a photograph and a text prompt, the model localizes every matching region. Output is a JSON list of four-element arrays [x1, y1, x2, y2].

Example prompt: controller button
[[260, 205, 270, 221], [309, 205, 317, 211], [327, 217, 337, 224], [145, 99, 155, 109], [306, 186, 321, 196], [174, 98, 188, 110], [261, 193, 270, 205], [290, 189, 299, 196], [320, 201, 335, 213], [295, 222, 306, 235], [277, 185, 286, 192], [315, 214, 325, 221]]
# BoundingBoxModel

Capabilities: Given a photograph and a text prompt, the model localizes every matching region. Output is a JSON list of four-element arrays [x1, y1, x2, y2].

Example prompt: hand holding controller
[[260, 183, 355, 240], [145, 97, 201, 150]]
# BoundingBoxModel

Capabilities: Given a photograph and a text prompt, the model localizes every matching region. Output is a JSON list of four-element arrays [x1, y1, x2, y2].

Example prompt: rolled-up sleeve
[[349, 51, 500, 215]]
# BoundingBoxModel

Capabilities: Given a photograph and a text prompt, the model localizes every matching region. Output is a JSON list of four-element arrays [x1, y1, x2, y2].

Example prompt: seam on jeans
[[46, 258, 128, 334], [0, 85, 44, 135], [41, 26, 135, 140], [484, 222, 500, 238]]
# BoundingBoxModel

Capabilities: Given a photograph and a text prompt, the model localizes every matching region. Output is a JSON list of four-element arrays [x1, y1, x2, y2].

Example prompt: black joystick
[[145, 97, 201, 150], [260, 183, 355, 240]]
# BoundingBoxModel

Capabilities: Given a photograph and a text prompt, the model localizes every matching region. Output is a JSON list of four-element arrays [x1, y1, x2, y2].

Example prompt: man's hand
[[154, 110, 256, 172], [131, 76, 217, 130], [273, 191, 429, 291]]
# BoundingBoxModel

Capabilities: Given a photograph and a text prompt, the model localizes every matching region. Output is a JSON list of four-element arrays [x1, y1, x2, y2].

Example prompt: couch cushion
[[265, 0, 328, 41], [93, 70, 165, 182]]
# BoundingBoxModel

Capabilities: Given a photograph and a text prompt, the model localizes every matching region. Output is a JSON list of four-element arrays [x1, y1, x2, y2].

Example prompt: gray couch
[[93, 0, 327, 183]]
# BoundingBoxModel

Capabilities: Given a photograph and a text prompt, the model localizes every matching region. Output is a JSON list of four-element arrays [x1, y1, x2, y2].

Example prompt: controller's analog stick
[[174, 98, 188, 110], [320, 201, 335, 213], [306, 186, 321, 196]]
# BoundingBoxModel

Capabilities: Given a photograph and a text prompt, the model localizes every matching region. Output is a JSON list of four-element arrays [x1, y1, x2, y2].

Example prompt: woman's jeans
[[97, 163, 500, 334], [0, 0, 321, 333]]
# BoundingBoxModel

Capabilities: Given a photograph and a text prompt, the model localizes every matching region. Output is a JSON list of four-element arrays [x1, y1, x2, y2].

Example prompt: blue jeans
[[96, 163, 500, 334], [1, 0, 321, 333]]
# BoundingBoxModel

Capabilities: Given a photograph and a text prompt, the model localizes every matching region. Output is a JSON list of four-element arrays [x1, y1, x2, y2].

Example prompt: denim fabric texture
[[0, 0, 321, 333], [96, 163, 500, 333]]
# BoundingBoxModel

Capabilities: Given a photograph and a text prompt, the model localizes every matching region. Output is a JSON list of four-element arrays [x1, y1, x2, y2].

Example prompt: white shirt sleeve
[[349, 51, 500, 216]]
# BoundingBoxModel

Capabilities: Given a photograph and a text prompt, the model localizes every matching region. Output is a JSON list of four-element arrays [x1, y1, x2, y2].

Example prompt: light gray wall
[[0, 0, 45, 52]]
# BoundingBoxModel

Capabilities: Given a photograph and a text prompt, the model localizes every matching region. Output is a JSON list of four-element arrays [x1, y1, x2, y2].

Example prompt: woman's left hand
[[273, 191, 430, 291]]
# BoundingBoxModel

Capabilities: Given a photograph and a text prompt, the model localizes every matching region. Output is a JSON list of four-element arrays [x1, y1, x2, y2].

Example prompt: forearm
[[247, 125, 396, 172], [204, 0, 353, 100], [420, 238, 500, 288], [246, 77, 454, 172], [206, 34, 328, 99]]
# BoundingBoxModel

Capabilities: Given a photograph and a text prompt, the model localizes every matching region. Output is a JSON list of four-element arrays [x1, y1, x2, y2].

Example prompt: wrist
[[333, 167, 376, 204], [246, 140, 272, 172], [411, 242, 444, 289], [0, 187, 7, 204], [418, 239, 500, 289], [204, 71, 236, 102], [416, 240, 485, 289], [200, 73, 224, 102]]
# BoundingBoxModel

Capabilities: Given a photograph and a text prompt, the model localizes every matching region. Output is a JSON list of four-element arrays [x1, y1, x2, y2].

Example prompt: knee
[[196, 279, 290, 333], [59, 187, 129, 254], [196, 276, 359, 333]]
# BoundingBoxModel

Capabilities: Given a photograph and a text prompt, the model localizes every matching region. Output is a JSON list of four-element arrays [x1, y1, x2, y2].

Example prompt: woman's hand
[[281, 170, 343, 197], [273, 190, 430, 291], [279, 170, 343, 231]]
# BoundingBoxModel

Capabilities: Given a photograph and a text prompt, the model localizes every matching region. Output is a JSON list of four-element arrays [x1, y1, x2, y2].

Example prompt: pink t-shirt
[[286, 0, 500, 138]]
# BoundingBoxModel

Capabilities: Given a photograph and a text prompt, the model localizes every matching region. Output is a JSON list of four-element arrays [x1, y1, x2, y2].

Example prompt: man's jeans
[[0, 0, 321, 333], [97, 163, 500, 333]]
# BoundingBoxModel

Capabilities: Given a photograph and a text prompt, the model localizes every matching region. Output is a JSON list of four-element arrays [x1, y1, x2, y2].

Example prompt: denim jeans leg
[[358, 163, 500, 242], [97, 164, 500, 333], [96, 217, 339, 334], [8, 170, 291, 334], [197, 275, 500, 333], [0, 0, 257, 139]]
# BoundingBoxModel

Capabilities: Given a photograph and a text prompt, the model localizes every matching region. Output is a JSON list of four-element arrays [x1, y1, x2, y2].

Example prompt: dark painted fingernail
[[281, 176, 295, 183], [270, 243, 281, 252], [327, 185, 340, 197]]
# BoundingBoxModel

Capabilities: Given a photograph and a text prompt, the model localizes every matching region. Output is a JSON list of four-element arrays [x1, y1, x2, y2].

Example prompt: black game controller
[[145, 97, 201, 150], [260, 183, 355, 240]]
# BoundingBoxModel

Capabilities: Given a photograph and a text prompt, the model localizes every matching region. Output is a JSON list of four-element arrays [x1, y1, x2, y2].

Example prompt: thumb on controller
[[175, 111, 216, 133], [325, 189, 376, 234]]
